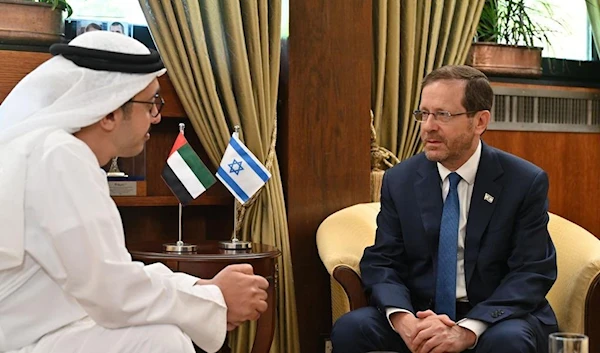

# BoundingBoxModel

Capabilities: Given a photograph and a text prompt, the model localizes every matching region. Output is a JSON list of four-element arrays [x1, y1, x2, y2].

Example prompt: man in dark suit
[[331, 65, 557, 353]]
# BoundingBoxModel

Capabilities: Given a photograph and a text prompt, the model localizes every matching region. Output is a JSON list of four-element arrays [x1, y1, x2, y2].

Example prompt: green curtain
[[138, 1, 299, 352], [372, 0, 486, 162], [587, 0, 600, 57]]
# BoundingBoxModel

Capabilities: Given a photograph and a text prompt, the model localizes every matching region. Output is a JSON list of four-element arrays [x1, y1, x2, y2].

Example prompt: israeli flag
[[216, 132, 271, 204]]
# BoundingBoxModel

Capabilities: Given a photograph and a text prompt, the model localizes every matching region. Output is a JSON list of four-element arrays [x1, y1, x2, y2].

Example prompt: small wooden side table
[[128, 241, 281, 353]]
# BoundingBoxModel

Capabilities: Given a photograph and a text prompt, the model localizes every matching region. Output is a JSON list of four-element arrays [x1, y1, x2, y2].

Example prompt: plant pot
[[0, 0, 64, 46], [466, 42, 542, 78]]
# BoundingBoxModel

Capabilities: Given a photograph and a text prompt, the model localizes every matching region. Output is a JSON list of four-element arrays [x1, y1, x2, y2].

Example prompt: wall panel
[[280, 1, 373, 351], [484, 131, 600, 237]]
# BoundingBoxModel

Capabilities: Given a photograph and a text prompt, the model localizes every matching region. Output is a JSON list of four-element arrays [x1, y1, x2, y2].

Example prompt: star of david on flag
[[228, 159, 244, 175], [216, 131, 271, 204]]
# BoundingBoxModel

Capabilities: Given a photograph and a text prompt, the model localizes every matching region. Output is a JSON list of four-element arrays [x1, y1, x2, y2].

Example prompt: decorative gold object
[[107, 157, 127, 178]]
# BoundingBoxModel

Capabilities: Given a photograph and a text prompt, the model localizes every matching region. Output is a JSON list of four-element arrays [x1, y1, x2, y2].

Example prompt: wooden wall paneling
[[0, 50, 50, 101], [281, 1, 373, 352], [484, 131, 600, 237]]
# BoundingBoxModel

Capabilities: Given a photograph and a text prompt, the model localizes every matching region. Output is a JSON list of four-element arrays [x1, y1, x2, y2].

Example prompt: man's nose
[[420, 114, 438, 132], [151, 114, 162, 125]]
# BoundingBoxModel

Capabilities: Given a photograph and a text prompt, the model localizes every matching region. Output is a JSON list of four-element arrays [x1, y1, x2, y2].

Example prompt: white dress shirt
[[386, 140, 487, 344]]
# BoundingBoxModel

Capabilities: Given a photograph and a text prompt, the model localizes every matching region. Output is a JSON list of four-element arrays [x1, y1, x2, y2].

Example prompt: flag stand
[[163, 203, 197, 253], [163, 123, 197, 253], [219, 126, 252, 250], [219, 199, 252, 250]]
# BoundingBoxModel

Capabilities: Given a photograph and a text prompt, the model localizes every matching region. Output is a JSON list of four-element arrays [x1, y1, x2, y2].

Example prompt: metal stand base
[[163, 242, 197, 253], [107, 172, 128, 178], [218, 240, 252, 250]]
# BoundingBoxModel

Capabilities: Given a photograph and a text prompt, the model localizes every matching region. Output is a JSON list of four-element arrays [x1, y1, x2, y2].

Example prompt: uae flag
[[161, 132, 216, 205]]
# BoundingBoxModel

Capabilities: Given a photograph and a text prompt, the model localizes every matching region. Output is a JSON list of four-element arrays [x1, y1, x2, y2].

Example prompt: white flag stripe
[[230, 136, 271, 180], [216, 170, 249, 203], [168, 152, 206, 198]]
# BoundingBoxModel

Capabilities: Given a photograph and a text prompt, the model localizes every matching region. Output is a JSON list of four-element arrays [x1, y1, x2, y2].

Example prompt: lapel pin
[[484, 193, 494, 203]]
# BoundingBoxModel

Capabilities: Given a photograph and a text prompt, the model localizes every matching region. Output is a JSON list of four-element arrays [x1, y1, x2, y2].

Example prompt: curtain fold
[[139, 1, 299, 352], [587, 0, 600, 58], [372, 0, 486, 162]]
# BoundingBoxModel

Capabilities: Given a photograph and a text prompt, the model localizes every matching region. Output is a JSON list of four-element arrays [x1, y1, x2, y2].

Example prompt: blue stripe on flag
[[230, 137, 270, 182], [216, 167, 250, 202]]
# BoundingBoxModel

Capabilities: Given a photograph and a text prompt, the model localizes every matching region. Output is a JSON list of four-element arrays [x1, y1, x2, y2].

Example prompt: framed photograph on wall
[[67, 19, 134, 38]]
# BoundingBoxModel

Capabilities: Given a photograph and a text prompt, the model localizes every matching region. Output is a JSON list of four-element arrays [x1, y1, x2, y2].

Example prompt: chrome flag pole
[[219, 126, 252, 250], [163, 123, 197, 253]]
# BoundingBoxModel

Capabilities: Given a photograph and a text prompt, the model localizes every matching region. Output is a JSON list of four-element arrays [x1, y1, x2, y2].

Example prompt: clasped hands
[[391, 310, 476, 353], [196, 264, 269, 331]]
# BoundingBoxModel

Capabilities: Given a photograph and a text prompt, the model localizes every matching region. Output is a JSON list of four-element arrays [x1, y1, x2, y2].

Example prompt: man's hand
[[197, 264, 269, 331], [411, 310, 475, 353], [390, 312, 421, 352]]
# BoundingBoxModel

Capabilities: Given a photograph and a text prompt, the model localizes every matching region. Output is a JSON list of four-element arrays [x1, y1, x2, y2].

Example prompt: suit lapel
[[415, 159, 443, 257], [465, 143, 504, 286]]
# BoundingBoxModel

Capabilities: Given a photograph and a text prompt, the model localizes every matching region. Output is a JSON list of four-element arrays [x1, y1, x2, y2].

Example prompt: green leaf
[[476, 0, 563, 48]]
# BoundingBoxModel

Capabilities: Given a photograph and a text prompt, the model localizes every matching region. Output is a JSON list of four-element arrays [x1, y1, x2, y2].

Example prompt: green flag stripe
[[177, 144, 216, 188]]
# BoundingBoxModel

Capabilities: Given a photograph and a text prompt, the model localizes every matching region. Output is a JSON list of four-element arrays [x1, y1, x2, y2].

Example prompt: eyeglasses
[[412, 110, 479, 123], [126, 93, 165, 117]]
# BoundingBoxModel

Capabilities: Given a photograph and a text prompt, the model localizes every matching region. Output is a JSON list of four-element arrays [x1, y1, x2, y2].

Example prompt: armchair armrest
[[586, 274, 600, 353], [317, 202, 380, 322], [332, 265, 368, 311]]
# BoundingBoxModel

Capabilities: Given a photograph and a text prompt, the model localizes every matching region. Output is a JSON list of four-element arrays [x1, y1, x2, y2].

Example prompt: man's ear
[[99, 109, 121, 132], [475, 110, 490, 136]]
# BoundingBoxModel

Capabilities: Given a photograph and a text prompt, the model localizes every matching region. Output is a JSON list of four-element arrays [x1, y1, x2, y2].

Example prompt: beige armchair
[[317, 202, 600, 353]]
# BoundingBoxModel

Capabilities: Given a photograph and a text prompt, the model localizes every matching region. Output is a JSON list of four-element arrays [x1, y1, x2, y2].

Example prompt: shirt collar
[[437, 140, 482, 185]]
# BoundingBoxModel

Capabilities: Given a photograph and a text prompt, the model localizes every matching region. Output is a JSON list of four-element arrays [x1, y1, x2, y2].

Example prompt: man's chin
[[119, 147, 145, 158], [424, 150, 446, 162]]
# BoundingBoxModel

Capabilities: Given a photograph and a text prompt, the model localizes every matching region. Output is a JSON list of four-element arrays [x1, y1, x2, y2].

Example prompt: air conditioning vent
[[489, 85, 600, 133]]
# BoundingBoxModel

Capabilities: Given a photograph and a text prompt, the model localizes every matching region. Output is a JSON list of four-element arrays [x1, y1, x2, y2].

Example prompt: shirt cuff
[[168, 272, 201, 288], [142, 262, 201, 288], [385, 307, 413, 331], [457, 318, 488, 348]]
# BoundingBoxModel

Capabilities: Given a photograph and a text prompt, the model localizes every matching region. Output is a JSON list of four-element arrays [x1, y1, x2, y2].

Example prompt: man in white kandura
[[0, 31, 268, 353]]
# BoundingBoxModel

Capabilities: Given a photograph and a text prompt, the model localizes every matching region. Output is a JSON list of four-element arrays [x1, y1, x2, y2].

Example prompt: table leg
[[250, 274, 276, 353]]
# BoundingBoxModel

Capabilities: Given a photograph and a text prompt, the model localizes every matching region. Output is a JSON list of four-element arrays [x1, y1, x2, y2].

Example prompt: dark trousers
[[330, 306, 557, 353]]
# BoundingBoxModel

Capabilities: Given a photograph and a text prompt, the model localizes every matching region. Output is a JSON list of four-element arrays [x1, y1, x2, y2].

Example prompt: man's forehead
[[134, 79, 161, 97], [420, 80, 466, 106], [425, 79, 466, 89]]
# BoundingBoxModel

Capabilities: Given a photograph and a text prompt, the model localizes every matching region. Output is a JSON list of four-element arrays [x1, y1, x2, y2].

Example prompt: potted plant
[[38, 0, 73, 17], [467, 0, 557, 77], [0, 0, 73, 47]]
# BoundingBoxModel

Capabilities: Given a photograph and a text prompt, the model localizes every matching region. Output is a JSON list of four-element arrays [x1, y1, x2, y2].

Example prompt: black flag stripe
[[161, 164, 194, 205]]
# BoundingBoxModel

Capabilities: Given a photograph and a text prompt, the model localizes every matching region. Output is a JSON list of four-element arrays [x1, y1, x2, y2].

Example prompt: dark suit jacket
[[360, 141, 557, 326]]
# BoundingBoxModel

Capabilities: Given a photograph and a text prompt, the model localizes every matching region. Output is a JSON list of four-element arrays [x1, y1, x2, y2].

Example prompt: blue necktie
[[435, 172, 461, 320]]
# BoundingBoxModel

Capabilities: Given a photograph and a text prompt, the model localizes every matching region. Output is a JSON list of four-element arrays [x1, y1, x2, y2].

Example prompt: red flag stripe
[[168, 132, 188, 157]]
